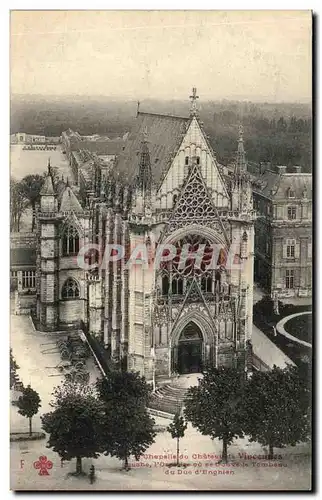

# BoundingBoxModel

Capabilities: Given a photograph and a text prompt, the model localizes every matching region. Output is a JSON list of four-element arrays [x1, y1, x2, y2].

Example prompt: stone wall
[[10, 233, 37, 249], [14, 291, 36, 315]]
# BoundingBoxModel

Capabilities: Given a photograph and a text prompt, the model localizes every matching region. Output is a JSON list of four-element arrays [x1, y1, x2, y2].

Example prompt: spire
[[189, 87, 199, 117], [40, 161, 55, 196], [137, 128, 152, 194], [235, 125, 247, 174]]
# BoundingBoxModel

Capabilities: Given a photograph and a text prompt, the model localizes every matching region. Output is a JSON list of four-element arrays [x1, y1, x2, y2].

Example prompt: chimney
[[294, 165, 302, 173], [276, 165, 287, 175]]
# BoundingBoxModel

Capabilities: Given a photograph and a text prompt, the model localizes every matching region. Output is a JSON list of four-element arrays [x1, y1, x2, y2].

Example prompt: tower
[[230, 125, 255, 340], [38, 163, 59, 330]]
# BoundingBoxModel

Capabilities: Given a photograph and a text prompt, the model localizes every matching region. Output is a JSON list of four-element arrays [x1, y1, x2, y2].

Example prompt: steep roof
[[253, 170, 312, 200], [273, 173, 312, 200], [59, 185, 83, 212], [113, 112, 190, 185], [83, 139, 125, 156], [56, 179, 67, 204]]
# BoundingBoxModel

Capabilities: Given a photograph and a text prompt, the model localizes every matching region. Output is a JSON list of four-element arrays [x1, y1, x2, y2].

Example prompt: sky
[[10, 10, 312, 102]]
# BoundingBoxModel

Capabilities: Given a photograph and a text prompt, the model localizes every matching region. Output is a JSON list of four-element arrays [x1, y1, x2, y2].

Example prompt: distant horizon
[[11, 93, 312, 106]]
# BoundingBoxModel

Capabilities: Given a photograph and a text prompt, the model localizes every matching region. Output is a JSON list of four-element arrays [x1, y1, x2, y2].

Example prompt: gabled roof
[[59, 185, 83, 213], [113, 112, 190, 185]]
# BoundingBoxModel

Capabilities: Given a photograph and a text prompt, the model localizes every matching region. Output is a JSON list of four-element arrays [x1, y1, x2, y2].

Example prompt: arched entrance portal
[[177, 322, 203, 374]]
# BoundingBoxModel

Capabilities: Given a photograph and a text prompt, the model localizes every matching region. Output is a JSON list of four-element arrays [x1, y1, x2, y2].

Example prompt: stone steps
[[148, 383, 189, 416]]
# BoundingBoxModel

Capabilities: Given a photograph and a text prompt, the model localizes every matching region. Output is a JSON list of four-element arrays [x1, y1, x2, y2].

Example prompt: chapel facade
[[36, 90, 255, 382]]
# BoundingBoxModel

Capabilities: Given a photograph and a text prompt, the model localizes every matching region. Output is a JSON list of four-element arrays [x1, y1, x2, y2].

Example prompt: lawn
[[253, 297, 312, 366], [284, 314, 312, 344]]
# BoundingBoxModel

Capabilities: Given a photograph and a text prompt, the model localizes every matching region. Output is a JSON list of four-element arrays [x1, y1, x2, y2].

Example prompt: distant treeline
[[11, 95, 312, 171]]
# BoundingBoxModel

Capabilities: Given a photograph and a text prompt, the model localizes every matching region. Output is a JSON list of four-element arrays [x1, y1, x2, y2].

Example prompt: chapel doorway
[[177, 322, 203, 374]]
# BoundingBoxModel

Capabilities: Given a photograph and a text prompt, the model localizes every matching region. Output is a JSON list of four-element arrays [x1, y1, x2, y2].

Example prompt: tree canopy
[[17, 385, 41, 436], [19, 174, 44, 231], [242, 365, 311, 458], [96, 371, 156, 470], [41, 382, 105, 474], [184, 366, 246, 462]]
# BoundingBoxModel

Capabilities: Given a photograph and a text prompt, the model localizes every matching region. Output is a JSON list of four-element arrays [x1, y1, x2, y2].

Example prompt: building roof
[[40, 170, 55, 196], [273, 173, 312, 200], [113, 112, 190, 185], [11, 248, 36, 267], [81, 139, 125, 156], [59, 185, 83, 212], [253, 169, 312, 200], [56, 179, 67, 202]]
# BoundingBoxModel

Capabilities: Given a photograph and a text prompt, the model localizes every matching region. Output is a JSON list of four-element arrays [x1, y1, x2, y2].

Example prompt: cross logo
[[33, 456, 53, 476]]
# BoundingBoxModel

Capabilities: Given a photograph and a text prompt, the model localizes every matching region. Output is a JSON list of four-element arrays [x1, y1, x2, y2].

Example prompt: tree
[[10, 349, 19, 389], [167, 412, 187, 466], [10, 178, 28, 232], [96, 371, 156, 470], [19, 174, 44, 231], [242, 365, 310, 459], [41, 381, 104, 475], [17, 385, 41, 436], [184, 366, 245, 463]]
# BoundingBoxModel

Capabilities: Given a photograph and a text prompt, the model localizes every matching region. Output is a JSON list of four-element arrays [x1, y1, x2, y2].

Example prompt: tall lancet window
[[62, 225, 80, 256], [160, 234, 226, 298]]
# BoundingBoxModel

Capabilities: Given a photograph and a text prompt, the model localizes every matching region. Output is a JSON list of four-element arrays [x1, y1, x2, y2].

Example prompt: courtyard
[[10, 311, 311, 491], [10, 144, 71, 181]]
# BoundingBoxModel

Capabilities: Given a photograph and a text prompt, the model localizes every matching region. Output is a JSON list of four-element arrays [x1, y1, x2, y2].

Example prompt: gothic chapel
[[37, 89, 255, 382]]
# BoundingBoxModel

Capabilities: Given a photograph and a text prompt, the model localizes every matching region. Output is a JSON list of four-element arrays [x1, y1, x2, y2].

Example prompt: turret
[[135, 128, 152, 214], [40, 160, 57, 212], [231, 126, 252, 212]]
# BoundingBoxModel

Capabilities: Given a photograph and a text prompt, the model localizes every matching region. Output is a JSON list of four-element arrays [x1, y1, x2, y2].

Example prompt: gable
[[164, 162, 230, 243], [156, 117, 230, 209], [170, 278, 216, 333]]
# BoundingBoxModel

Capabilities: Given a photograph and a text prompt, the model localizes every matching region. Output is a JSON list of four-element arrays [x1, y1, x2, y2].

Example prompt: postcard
[[10, 10, 312, 491]]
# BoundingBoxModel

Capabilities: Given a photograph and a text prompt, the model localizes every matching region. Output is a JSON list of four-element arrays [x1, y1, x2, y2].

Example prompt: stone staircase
[[148, 383, 188, 417], [148, 374, 202, 417]]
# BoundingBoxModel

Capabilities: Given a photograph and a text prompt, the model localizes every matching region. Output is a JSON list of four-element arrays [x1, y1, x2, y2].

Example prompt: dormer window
[[288, 188, 295, 199]]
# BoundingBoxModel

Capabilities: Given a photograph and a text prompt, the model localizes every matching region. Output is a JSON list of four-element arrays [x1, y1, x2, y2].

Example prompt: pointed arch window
[[62, 225, 80, 256], [61, 277, 80, 299], [201, 275, 212, 293], [172, 277, 184, 295], [162, 275, 169, 296], [185, 156, 189, 166]]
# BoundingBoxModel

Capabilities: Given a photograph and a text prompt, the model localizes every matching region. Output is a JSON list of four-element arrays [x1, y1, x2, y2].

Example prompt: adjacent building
[[252, 164, 312, 298]]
